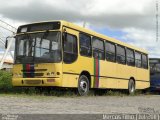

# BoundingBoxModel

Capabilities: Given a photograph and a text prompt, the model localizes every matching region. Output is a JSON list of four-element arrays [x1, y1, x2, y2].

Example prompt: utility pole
[[156, 0, 159, 42], [83, 21, 86, 28]]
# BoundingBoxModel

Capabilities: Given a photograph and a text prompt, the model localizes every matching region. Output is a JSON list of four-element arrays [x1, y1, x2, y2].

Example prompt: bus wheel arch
[[77, 71, 91, 96], [128, 77, 136, 94]]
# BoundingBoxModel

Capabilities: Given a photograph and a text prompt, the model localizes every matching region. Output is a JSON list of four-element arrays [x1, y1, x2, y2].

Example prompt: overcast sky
[[0, 0, 159, 60]]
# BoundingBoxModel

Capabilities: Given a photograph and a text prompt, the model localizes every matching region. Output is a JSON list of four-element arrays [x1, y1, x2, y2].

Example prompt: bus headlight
[[51, 72, 54, 75], [47, 72, 51, 76]]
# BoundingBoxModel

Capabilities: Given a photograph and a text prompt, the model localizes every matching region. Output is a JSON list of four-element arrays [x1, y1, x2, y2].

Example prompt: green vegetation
[[0, 70, 12, 92]]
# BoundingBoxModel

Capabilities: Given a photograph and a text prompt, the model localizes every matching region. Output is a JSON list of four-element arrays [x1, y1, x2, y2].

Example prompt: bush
[[0, 70, 12, 92]]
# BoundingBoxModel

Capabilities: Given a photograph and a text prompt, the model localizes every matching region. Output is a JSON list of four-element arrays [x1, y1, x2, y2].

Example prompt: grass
[[0, 87, 78, 97], [0, 88, 152, 98]]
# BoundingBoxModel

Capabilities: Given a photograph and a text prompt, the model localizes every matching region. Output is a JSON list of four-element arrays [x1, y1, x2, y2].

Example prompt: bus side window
[[105, 41, 116, 62], [79, 33, 92, 57], [142, 54, 148, 69], [135, 52, 142, 68], [116, 45, 126, 64], [92, 37, 105, 60], [63, 33, 78, 63], [126, 48, 135, 66]]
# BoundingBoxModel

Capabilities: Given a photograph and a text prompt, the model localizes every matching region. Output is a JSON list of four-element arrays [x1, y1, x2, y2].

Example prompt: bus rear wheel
[[78, 75, 89, 96], [128, 79, 135, 94]]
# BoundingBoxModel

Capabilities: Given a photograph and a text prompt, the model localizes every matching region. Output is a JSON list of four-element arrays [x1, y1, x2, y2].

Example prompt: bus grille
[[22, 68, 46, 78], [24, 80, 41, 84], [23, 72, 44, 78]]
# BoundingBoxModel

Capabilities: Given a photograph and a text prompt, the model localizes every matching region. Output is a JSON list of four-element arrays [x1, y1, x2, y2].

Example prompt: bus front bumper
[[12, 77, 61, 87]]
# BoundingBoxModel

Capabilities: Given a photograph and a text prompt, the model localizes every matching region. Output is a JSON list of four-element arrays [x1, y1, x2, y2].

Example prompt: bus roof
[[18, 20, 148, 54]]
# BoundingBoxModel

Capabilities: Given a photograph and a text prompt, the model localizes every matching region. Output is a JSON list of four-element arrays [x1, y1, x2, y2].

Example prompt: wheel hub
[[80, 80, 87, 92], [130, 83, 135, 93]]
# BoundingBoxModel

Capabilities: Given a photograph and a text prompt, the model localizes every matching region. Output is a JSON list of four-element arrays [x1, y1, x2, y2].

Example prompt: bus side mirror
[[5, 35, 16, 49], [5, 39, 8, 49]]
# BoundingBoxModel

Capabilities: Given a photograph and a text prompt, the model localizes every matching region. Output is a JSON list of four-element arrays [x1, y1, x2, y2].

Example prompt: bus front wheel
[[78, 75, 89, 96], [128, 79, 135, 94]]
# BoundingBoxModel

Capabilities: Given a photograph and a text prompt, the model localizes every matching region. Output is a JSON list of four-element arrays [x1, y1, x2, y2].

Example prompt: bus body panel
[[98, 61, 117, 88], [12, 63, 62, 87], [150, 58, 160, 91], [136, 68, 150, 89], [150, 74, 160, 91]]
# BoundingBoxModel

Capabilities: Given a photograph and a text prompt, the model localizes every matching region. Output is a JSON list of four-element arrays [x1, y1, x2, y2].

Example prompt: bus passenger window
[[92, 37, 105, 60], [135, 52, 142, 68], [105, 41, 116, 62], [79, 33, 92, 57], [63, 34, 78, 63], [142, 54, 148, 69], [126, 48, 135, 66], [116, 45, 126, 64]]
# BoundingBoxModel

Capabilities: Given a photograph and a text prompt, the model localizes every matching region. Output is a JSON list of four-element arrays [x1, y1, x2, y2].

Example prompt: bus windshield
[[15, 31, 61, 64], [150, 60, 160, 81], [150, 61, 160, 75]]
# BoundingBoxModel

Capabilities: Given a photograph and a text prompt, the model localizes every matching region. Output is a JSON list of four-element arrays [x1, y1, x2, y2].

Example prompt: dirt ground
[[0, 94, 160, 114]]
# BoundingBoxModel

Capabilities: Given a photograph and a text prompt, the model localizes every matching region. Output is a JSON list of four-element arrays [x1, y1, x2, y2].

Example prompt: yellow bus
[[12, 20, 150, 95]]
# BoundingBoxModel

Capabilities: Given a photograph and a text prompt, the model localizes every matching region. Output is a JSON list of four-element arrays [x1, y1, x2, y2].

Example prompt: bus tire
[[78, 75, 89, 96], [128, 79, 135, 94]]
